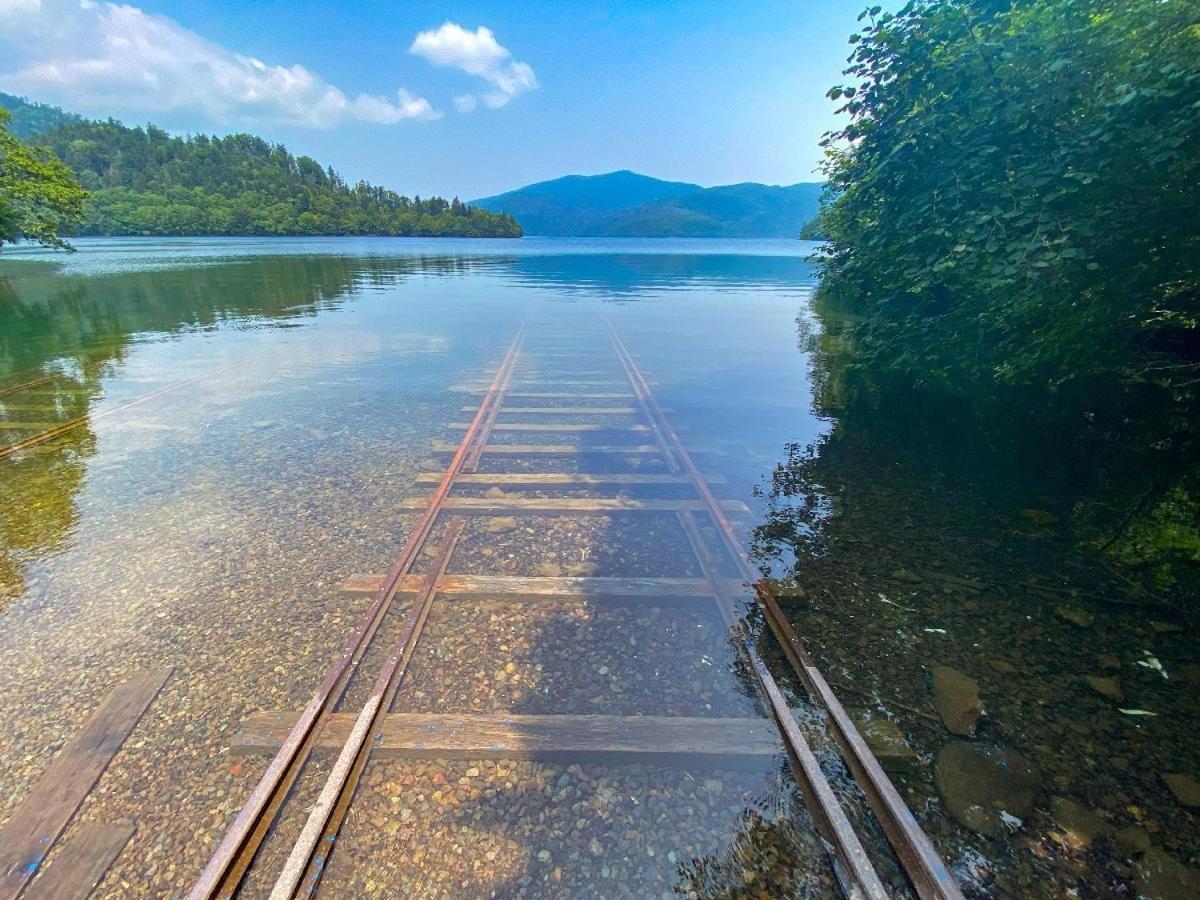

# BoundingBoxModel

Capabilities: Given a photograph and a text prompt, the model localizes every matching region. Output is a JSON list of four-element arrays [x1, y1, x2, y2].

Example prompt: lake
[[0, 237, 1196, 898]]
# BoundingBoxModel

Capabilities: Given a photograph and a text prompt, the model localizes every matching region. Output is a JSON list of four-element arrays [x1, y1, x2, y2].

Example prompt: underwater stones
[[1134, 848, 1200, 900], [935, 742, 1041, 837], [1048, 797, 1108, 849], [1084, 675, 1123, 701], [1114, 824, 1152, 857], [1150, 621, 1183, 634], [761, 578, 808, 601], [1021, 508, 1059, 526], [534, 560, 563, 577], [931, 665, 982, 736], [484, 487, 507, 500], [483, 516, 518, 534], [850, 710, 918, 775], [1055, 604, 1095, 628], [1162, 773, 1200, 808]]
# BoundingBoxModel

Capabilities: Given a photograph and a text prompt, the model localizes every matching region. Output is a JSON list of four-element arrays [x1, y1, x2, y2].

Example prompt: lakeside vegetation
[[811, 0, 1200, 588], [0, 93, 521, 243], [0, 109, 85, 250]]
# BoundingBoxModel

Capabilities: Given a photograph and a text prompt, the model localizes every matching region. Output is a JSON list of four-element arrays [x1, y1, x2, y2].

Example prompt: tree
[[812, 0, 1200, 579], [0, 108, 86, 250], [815, 0, 1199, 404], [1, 92, 523, 239]]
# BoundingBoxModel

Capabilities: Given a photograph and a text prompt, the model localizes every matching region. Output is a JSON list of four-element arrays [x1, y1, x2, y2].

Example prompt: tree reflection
[[0, 253, 483, 603]]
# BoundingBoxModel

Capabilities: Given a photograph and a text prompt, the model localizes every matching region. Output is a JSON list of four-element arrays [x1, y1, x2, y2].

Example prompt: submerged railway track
[[168, 319, 964, 899]]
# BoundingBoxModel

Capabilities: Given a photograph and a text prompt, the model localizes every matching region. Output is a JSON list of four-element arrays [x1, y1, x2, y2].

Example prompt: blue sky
[[0, 0, 870, 199]]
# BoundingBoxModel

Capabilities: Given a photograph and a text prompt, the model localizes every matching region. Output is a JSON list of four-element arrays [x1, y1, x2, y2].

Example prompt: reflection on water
[[752, 304, 1200, 896], [0, 237, 1193, 897]]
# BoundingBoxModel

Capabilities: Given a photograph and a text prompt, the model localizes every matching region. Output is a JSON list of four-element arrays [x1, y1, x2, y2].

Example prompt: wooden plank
[[339, 572, 745, 599], [448, 422, 649, 432], [451, 380, 635, 389], [509, 370, 624, 376], [399, 497, 750, 514], [455, 391, 633, 399], [24, 821, 135, 900], [415, 472, 725, 485], [233, 712, 780, 764], [0, 669, 172, 899], [432, 441, 663, 455], [462, 406, 638, 414]]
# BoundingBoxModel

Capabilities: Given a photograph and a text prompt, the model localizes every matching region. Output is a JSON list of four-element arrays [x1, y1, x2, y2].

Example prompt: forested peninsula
[[0, 93, 521, 239]]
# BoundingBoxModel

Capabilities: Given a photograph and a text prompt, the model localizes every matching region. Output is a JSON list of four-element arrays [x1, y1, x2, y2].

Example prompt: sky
[[0, 0, 871, 199]]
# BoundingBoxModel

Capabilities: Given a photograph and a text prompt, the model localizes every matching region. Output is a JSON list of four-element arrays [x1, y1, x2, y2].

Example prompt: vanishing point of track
[[188, 320, 964, 900]]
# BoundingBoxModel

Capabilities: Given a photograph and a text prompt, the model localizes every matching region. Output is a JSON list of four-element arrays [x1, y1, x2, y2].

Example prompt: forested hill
[[473, 171, 823, 237], [1, 94, 81, 140], [0, 92, 521, 238]]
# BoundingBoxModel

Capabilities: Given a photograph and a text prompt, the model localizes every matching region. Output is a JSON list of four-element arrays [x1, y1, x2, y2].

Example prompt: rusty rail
[[606, 319, 963, 900], [0, 354, 263, 460], [188, 330, 524, 899], [194, 321, 960, 899]]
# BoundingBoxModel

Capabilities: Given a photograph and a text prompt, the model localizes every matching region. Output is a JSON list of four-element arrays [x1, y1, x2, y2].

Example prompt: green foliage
[[0, 92, 82, 140], [0, 95, 520, 239], [0, 109, 86, 250], [817, 0, 1199, 401], [813, 0, 1200, 577]]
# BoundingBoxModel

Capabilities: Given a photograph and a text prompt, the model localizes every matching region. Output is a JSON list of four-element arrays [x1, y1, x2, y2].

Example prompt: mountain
[[0, 93, 82, 140], [472, 171, 702, 236], [472, 170, 823, 237], [595, 182, 824, 238], [0, 92, 521, 239]]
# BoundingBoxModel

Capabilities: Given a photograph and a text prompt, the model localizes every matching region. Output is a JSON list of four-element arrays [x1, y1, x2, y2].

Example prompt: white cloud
[[410, 22, 536, 110], [0, 0, 41, 15], [0, 0, 440, 127], [453, 94, 477, 113]]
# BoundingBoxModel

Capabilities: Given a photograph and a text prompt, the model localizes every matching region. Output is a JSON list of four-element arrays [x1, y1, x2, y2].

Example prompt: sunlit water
[[0, 237, 1195, 898]]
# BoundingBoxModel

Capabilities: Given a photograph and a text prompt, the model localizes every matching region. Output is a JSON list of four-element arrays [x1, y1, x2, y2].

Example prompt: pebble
[[1055, 604, 1095, 627], [1134, 848, 1200, 900], [1083, 674, 1123, 701], [935, 742, 1041, 837], [1162, 773, 1200, 807], [1048, 797, 1108, 849], [484, 516, 518, 534], [931, 665, 982, 736], [1114, 824, 1152, 856]]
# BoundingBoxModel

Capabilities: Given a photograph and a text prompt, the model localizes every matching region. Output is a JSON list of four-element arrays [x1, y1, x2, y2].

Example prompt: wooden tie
[[191, 321, 963, 900]]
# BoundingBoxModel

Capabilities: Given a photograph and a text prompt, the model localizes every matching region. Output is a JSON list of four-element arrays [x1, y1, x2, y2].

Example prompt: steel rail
[[188, 329, 524, 899], [0, 371, 70, 401], [0, 354, 259, 460], [605, 322, 886, 899], [607, 320, 962, 900], [0, 344, 130, 399], [274, 517, 467, 899]]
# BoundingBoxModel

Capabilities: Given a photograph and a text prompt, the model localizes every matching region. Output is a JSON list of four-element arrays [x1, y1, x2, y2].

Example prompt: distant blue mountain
[[472, 171, 701, 236], [472, 170, 823, 238]]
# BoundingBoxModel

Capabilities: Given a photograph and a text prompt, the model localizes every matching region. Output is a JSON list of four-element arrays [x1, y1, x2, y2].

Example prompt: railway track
[[191, 321, 963, 899], [0, 354, 261, 459]]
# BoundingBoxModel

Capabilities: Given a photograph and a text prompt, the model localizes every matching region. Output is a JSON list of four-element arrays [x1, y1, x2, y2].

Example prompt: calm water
[[0, 237, 1196, 898]]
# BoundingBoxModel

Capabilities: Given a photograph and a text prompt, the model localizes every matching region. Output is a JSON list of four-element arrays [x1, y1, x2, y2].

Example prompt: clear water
[[0, 237, 1195, 898]]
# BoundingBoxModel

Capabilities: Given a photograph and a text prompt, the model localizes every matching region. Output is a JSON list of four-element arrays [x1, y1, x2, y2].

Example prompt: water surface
[[0, 237, 1196, 898]]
